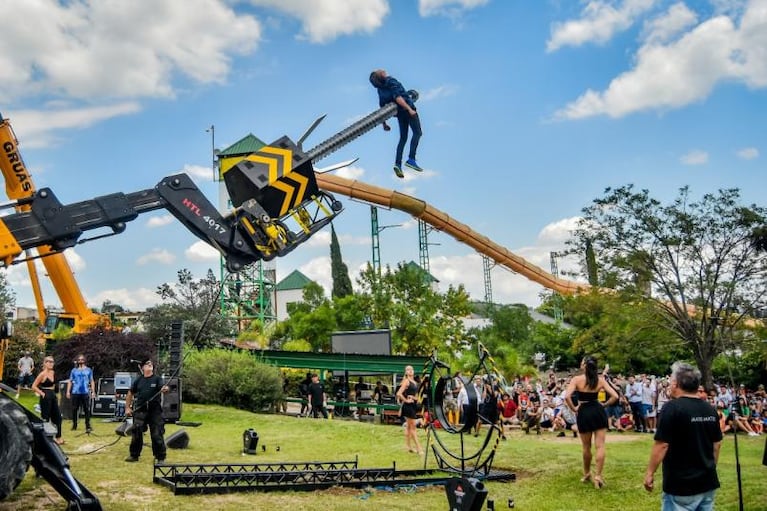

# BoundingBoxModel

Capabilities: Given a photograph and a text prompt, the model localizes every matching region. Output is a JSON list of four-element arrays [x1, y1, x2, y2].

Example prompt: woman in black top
[[31, 356, 64, 445], [397, 365, 423, 455], [565, 356, 619, 489]]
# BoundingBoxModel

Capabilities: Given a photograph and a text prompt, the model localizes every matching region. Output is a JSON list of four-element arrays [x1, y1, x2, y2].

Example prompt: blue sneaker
[[393, 164, 404, 178], [405, 159, 423, 172]]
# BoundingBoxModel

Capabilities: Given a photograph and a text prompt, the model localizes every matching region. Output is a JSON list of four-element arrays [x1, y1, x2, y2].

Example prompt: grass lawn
[[2, 393, 766, 511]]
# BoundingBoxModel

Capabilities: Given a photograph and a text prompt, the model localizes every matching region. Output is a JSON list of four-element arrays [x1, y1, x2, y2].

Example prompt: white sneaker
[[747, 432, 758, 437], [15, 393, 20, 399]]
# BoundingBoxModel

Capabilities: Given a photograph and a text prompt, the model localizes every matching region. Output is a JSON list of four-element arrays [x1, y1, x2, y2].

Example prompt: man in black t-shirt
[[125, 359, 169, 462], [644, 361, 722, 510], [308, 373, 328, 419]]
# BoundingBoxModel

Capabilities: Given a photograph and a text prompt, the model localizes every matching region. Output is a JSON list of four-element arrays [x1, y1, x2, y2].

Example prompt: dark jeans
[[130, 404, 166, 460], [629, 401, 645, 431], [40, 389, 62, 439], [311, 404, 328, 419], [395, 110, 422, 165], [71, 393, 91, 429]]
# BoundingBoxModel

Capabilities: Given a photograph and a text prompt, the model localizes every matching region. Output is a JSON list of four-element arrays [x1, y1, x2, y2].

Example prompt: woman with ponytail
[[565, 356, 619, 489]]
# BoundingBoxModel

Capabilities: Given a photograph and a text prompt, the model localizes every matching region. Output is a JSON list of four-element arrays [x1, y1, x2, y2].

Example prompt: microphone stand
[[728, 403, 744, 511]]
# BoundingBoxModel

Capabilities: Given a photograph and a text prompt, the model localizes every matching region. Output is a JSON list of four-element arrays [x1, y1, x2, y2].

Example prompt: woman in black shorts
[[565, 356, 619, 489], [396, 365, 423, 455]]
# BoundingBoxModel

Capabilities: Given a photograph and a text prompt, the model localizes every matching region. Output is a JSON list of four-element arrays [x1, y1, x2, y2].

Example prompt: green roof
[[218, 133, 267, 157], [404, 261, 438, 284], [276, 270, 314, 291]]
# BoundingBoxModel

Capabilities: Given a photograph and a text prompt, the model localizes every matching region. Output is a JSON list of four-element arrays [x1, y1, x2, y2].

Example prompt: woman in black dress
[[565, 356, 619, 489], [396, 365, 423, 455]]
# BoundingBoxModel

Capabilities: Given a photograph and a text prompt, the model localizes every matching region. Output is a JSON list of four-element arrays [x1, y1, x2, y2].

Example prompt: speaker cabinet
[[162, 377, 182, 423], [165, 429, 189, 449], [92, 395, 116, 416]]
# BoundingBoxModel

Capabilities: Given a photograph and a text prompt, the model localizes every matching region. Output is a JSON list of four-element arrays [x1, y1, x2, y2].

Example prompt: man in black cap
[[124, 358, 169, 462]]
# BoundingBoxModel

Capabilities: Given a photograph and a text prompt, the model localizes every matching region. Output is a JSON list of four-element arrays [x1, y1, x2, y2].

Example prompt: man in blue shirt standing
[[66, 354, 95, 433], [369, 69, 423, 178]]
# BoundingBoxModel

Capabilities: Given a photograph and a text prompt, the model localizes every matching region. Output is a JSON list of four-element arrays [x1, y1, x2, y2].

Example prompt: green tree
[[355, 262, 471, 356], [147, 268, 234, 347], [570, 186, 767, 387], [330, 224, 353, 298], [0, 271, 15, 317]]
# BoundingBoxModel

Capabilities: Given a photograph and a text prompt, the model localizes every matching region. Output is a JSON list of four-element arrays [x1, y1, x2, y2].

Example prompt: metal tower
[[482, 255, 493, 305], [215, 132, 277, 331], [417, 219, 431, 274], [549, 251, 564, 322], [371, 206, 382, 275]]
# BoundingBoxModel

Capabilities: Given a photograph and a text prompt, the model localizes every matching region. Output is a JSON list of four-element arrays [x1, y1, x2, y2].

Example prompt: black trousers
[[40, 389, 62, 439], [395, 110, 422, 165], [71, 393, 91, 429], [130, 404, 166, 460]]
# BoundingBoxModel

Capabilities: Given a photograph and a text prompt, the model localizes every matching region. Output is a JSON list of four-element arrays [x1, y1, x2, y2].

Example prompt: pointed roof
[[404, 261, 439, 284], [276, 270, 314, 291], [218, 133, 267, 158]]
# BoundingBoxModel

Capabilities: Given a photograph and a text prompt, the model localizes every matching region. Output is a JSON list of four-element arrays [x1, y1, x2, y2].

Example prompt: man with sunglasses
[[125, 358, 169, 462], [66, 353, 95, 433]]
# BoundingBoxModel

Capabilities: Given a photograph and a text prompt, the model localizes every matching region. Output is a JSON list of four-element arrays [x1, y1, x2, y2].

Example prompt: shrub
[[51, 328, 156, 379], [184, 348, 283, 412]]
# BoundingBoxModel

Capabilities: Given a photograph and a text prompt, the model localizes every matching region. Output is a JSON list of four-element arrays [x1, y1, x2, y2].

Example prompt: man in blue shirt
[[66, 354, 95, 433], [369, 69, 423, 178]]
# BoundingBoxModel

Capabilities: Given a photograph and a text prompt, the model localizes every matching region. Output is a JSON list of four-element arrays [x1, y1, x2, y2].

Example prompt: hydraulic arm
[[0, 92, 417, 272]]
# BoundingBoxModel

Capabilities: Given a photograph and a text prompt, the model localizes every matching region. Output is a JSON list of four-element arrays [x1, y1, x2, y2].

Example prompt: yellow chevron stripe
[[245, 154, 279, 182], [290, 170, 309, 207], [260, 146, 293, 182], [272, 179, 295, 216]]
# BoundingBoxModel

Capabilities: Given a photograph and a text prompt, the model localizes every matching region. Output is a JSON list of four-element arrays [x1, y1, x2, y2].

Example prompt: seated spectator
[[540, 398, 556, 432], [615, 407, 634, 433], [498, 393, 517, 439], [373, 381, 389, 405], [521, 401, 541, 435]]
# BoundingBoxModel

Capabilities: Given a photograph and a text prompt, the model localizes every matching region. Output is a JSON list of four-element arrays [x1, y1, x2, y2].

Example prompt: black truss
[[152, 458, 513, 495]]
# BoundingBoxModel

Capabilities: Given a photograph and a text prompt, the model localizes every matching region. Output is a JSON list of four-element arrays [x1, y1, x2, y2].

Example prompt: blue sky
[[1, 0, 765, 313]]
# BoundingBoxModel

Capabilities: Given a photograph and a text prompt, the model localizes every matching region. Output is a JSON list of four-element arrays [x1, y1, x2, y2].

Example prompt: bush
[[51, 328, 156, 379], [184, 348, 283, 412]]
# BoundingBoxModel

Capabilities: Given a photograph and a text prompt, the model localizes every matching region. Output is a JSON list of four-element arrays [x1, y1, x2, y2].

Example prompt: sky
[[1, 0, 765, 314]]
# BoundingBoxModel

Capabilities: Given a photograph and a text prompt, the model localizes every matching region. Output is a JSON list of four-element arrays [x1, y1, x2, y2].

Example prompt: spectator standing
[[298, 372, 312, 417], [124, 359, 169, 463], [31, 356, 64, 445], [644, 361, 722, 509], [627, 375, 645, 432], [643, 376, 658, 433], [397, 365, 423, 455], [373, 380, 389, 404], [308, 373, 328, 419], [566, 356, 619, 489], [16, 351, 35, 399], [66, 354, 95, 433]]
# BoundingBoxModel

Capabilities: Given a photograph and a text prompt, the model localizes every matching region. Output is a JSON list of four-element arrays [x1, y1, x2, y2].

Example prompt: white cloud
[[547, 0, 658, 52], [182, 164, 216, 182], [556, 1, 767, 119], [297, 256, 332, 293], [89, 287, 161, 311], [63, 249, 87, 272], [736, 146, 759, 159], [642, 3, 698, 44], [146, 215, 175, 228], [334, 165, 366, 180], [680, 149, 709, 165], [7, 103, 142, 148], [0, 0, 261, 103], [184, 240, 221, 262], [421, 84, 460, 102], [418, 0, 490, 18], [136, 248, 176, 266], [250, 0, 389, 43]]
